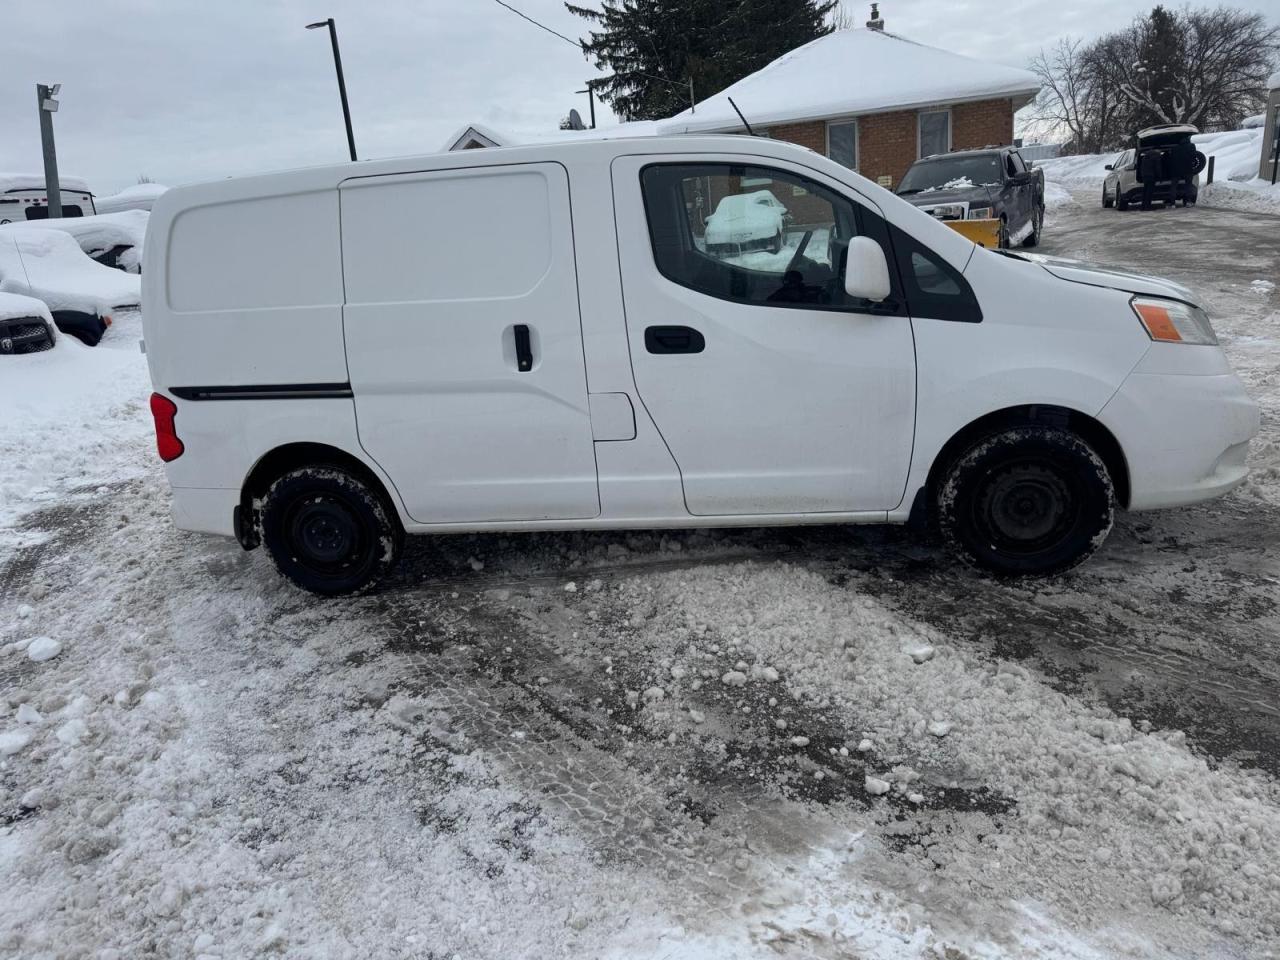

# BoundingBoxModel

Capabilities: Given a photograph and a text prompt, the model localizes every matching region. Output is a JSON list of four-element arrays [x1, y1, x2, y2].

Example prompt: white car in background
[[704, 189, 788, 255]]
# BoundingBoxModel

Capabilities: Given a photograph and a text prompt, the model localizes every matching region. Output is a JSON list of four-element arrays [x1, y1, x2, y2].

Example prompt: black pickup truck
[[896, 146, 1045, 249]]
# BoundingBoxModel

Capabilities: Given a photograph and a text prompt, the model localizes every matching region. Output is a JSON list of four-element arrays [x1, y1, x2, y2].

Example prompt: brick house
[[664, 12, 1040, 190]]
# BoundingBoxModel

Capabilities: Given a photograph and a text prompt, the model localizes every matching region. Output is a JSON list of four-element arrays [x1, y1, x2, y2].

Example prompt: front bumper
[[1099, 351, 1259, 510]]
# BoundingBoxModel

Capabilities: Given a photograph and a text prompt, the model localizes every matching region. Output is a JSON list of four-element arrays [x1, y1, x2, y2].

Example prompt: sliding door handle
[[645, 325, 705, 355], [513, 324, 533, 372]]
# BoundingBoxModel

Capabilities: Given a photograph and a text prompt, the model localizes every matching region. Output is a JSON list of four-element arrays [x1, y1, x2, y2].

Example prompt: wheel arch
[[238, 442, 403, 548], [921, 404, 1131, 515]]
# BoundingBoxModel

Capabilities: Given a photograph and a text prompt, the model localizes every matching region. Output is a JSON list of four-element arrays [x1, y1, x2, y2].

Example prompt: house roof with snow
[[664, 28, 1041, 134]]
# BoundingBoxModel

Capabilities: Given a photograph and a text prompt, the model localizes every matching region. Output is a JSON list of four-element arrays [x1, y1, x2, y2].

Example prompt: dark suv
[[897, 146, 1046, 248]]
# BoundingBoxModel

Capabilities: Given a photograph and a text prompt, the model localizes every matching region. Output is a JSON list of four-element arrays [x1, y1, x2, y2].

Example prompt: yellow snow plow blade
[[947, 219, 1002, 249]]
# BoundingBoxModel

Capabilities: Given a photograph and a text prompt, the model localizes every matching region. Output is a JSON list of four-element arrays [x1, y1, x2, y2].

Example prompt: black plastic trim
[[170, 383, 354, 401]]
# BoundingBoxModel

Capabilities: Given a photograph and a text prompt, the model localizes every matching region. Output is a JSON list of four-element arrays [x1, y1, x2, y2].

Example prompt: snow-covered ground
[[1038, 127, 1280, 214], [2, 197, 1280, 959]]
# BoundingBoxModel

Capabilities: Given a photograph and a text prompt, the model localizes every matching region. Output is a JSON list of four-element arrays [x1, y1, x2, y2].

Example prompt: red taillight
[[149, 392, 184, 462]]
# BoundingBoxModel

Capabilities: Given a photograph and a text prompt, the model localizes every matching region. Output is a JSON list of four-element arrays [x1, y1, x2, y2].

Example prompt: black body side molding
[[169, 383, 354, 401]]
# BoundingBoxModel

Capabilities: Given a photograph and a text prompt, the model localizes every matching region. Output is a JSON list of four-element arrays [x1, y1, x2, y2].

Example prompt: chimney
[[866, 3, 884, 30]]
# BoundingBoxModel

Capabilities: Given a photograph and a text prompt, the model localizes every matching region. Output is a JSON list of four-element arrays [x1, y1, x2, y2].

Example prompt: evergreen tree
[[567, 0, 834, 122]]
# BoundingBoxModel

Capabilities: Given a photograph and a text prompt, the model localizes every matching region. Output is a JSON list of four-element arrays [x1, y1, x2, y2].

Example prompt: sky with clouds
[[2, 0, 1278, 194]]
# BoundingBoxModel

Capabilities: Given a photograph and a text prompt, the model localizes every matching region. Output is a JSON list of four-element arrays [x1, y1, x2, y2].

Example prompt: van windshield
[[898, 155, 1003, 194]]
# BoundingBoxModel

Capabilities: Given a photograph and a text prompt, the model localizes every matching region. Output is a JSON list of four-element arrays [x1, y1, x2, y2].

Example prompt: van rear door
[[339, 162, 599, 524]]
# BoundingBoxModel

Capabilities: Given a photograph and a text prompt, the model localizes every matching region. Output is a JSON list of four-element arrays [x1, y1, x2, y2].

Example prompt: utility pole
[[576, 81, 596, 129], [688, 75, 696, 113], [306, 18, 357, 161], [36, 83, 62, 219]]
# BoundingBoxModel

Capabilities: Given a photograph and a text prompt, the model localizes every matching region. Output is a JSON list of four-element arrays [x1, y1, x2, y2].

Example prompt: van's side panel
[[340, 163, 600, 524], [151, 188, 348, 388]]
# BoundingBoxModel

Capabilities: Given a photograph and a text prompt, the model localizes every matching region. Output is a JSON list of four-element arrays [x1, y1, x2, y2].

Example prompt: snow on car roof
[[2, 211, 150, 272], [0, 229, 141, 315], [664, 28, 1040, 134], [0, 172, 93, 194], [0, 290, 53, 324]]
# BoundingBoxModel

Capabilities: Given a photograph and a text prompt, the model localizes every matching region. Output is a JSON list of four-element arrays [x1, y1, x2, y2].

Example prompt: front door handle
[[513, 324, 533, 372], [645, 325, 705, 355]]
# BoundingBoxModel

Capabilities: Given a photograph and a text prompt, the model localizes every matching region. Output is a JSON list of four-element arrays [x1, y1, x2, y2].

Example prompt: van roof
[[161, 134, 830, 194], [0, 172, 93, 194]]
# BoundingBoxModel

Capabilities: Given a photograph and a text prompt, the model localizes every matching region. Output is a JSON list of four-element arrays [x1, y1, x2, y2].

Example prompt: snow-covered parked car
[[2, 209, 149, 273], [142, 134, 1259, 595], [0, 229, 140, 345], [704, 190, 788, 255], [0, 291, 57, 355]]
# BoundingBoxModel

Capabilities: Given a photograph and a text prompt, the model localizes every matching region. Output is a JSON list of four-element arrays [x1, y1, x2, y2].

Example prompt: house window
[[918, 110, 951, 159], [827, 120, 858, 170]]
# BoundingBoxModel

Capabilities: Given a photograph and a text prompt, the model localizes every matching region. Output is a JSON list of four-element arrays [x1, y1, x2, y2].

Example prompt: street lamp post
[[36, 83, 62, 219], [306, 18, 357, 162]]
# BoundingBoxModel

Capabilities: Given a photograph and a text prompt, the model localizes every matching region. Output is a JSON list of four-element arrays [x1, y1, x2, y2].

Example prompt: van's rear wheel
[[937, 427, 1114, 576], [260, 466, 402, 595]]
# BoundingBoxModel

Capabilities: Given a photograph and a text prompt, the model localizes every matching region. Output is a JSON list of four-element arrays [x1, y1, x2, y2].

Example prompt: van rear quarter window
[[339, 168, 554, 304], [166, 191, 343, 311]]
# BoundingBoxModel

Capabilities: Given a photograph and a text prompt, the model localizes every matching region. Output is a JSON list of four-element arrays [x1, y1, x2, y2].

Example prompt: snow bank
[[2, 210, 149, 273], [1198, 178, 1280, 214], [0, 229, 141, 315], [1043, 180, 1073, 211], [93, 183, 168, 215], [0, 310, 149, 534]]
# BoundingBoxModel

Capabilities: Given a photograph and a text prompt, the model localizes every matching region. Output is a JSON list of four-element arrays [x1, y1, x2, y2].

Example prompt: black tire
[[997, 219, 1009, 249], [260, 466, 403, 595], [1102, 186, 1113, 209], [1022, 205, 1044, 248], [1116, 186, 1129, 211], [936, 426, 1114, 576]]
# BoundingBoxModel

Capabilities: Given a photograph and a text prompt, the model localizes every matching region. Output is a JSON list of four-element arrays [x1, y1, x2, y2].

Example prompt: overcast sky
[[3, 0, 1278, 194]]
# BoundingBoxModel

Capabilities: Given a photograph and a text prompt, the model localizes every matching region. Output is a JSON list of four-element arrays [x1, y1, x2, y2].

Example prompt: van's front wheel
[[260, 466, 402, 595], [937, 427, 1114, 576]]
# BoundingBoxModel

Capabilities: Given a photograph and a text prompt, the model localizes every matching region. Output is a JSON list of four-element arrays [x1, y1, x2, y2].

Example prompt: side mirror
[[843, 236, 892, 303], [1104, 164, 1114, 171]]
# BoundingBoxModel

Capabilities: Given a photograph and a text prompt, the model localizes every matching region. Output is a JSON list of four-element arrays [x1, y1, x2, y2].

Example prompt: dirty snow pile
[[3, 210, 150, 273], [569, 563, 1280, 957], [0, 310, 149, 539], [0, 230, 141, 315]]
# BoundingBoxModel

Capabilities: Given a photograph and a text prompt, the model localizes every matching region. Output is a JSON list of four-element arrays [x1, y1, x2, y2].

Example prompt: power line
[[488, 0, 582, 50], [486, 0, 695, 108]]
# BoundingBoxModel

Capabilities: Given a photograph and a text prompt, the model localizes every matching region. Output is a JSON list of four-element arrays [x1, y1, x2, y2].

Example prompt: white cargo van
[[142, 136, 1259, 594]]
